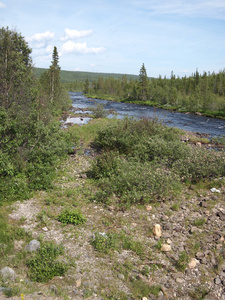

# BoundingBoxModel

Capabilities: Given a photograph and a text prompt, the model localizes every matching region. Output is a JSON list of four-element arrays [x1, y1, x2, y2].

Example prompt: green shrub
[[175, 251, 189, 271], [194, 218, 206, 227], [27, 241, 68, 282], [91, 231, 143, 255], [57, 209, 87, 225], [90, 102, 109, 119], [90, 157, 181, 207]]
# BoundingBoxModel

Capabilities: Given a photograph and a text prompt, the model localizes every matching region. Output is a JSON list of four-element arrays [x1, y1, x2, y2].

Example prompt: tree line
[[85, 63, 225, 118], [0, 27, 71, 203]]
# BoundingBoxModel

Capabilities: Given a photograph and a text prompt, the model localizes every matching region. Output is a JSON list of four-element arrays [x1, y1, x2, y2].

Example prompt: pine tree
[[0, 27, 34, 114], [138, 63, 148, 100], [50, 46, 60, 103]]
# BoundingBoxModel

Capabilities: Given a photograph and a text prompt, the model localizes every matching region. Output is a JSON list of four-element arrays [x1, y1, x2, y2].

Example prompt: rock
[[76, 277, 82, 287], [196, 252, 204, 260], [146, 205, 152, 211], [25, 239, 40, 252], [118, 274, 125, 280], [188, 258, 198, 269], [176, 278, 185, 283], [210, 188, 221, 193], [161, 244, 171, 252], [214, 276, 221, 285], [42, 227, 48, 231], [153, 224, 162, 237], [0, 267, 16, 280]]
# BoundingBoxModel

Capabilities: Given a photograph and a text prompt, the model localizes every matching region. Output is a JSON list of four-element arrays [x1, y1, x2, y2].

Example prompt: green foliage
[[175, 251, 189, 271], [0, 28, 73, 204], [194, 218, 206, 227], [84, 63, 225, 118], [2, 286, 20, 298], [27, 241, 68, 282], [0, 212, 14, 256], [57, 209, 87, 225], [131, 279, 161, 298], [89, 102, 109, 119], [91, 231, 143, 255], [88, 117, 225, 208]]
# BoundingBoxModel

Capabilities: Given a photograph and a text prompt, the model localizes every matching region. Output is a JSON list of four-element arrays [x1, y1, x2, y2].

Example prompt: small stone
[[42, 227, 48, 231], [118, 274, 125, 280], [161, 244, 171, 252], [219, 236, 224, 242], [153, 224, 162, 237], [146, 205, 152, 211], [176, 278, 185, 283], [25, 239, 40, 252], [76, 277, 82, 287], [131, 223, 137, 227], [0, 267, 16, 280], [142, 297, 148, 300], [196, 252, 204, 260], [188, 258, 197, 269], [200, 258, 207, 264], [166, 239, 172, 244], [210, 188, 221, 193], [214, 276, 221, 285]]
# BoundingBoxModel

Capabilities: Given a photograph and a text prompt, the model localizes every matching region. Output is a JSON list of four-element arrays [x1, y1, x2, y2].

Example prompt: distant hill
[[33, 67, 139, 83]]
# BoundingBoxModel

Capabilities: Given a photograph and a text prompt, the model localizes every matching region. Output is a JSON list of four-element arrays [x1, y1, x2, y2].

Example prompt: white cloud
[[27, 31, 55, 43], [61, 41, 105, 55], [61, 28, 93, 41], [0, 2, 6, 8]]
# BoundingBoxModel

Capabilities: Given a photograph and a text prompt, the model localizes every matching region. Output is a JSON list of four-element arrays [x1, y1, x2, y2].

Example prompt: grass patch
[[27, 241, 69, 282], [91, 231, 144, 255], [57, 209, 87, 225]]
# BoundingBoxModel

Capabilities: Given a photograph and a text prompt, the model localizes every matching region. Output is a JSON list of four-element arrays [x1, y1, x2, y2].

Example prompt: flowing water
[[69, 92, 225, 138]]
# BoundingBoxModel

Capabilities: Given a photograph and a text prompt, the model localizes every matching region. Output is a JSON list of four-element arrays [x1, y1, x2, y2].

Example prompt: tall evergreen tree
[[0, 27, 35, 115], [138, 63, 148, 100], [50, 46, 60, 103]]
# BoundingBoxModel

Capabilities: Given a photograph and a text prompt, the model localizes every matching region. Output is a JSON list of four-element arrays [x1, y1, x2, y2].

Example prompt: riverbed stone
[[0, 267, 16, 280], [161, 244, 171, 252], [25, 239, 40, 252], [153, 224, 162, 237]]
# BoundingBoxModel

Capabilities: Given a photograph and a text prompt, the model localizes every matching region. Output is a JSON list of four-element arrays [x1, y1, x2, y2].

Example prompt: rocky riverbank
[[0, 150, 225, 300]]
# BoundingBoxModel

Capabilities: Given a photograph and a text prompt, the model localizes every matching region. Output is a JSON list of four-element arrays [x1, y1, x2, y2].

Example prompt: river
[[68, 92, 225, 138]]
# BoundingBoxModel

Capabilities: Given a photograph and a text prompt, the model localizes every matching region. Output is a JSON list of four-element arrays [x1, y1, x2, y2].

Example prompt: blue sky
[[1, 0, 225, 77]]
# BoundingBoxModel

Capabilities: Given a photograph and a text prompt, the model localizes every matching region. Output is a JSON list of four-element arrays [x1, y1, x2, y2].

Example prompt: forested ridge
[[85, 63, 225, 118]]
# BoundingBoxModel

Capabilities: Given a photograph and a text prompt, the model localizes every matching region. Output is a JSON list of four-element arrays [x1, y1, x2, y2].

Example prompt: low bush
[[57, 209, 87, 225], [27, 241, 68, 282], [88, 117, 225, 208], [91, 231, 144, 255], [89, 156, 181, 207]]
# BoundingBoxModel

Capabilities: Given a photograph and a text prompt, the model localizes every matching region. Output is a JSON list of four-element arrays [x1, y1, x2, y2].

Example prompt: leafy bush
[[27, 242, 68, 282], [57, 209, 87, 225], [91, 231, 143, 255], [90, 102, 109, 119], [88, 117, 225, 208], [90, 156, 181, 207]]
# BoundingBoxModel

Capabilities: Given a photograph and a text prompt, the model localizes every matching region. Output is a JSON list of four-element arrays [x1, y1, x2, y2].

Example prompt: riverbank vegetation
[[1, 116, 225, 299], [1, 27, 225, 299], [85, 63, 225, 119], [0, 27, 72, 205]]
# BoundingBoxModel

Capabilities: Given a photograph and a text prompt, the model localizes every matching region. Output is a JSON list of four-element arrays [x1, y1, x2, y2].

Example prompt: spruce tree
[[50, 46, 60, 103], [138, 63, 148, 100]]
